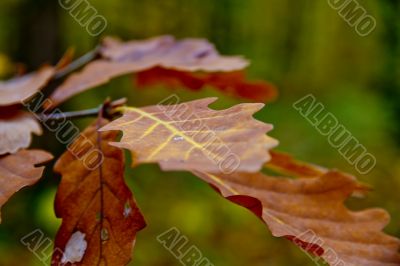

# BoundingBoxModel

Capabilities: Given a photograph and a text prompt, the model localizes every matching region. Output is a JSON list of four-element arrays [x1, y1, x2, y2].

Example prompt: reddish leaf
[[0, 66, 54, 106], [52, 119, 145, 266], [192, 153, 400, 265], [0, 149, 53, 222], [136, 67, 278, 102]]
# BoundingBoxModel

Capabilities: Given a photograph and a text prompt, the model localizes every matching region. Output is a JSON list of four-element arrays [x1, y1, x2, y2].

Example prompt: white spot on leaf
[[61, 231, 87, 264], [173, 135, 184, 142]]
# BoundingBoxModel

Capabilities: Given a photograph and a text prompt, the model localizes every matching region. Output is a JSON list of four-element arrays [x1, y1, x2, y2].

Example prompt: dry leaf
[[47, 36, 249, 107], [192, 152, 400, 266], [136, 67, 278, 103], [0, 149, 53, 222], [100, 98, 278, 174], [0, 111, 42, 155], [268, 150, 327, 177], [0, 66, 54, 106], [52, 119, 146, 266], [100, 36, 249, 72], [47, 60, 149, 108]]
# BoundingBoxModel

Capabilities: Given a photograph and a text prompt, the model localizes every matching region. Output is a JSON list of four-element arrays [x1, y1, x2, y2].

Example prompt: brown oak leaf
[[100, 98, 278, 174], [100, 35, 249, 72], [0, 149, 53, 222], [0, 111, 42, 155], [52, 119, 146, 266], [47, 36, 250, 107], [192, 152, 400, 266], [0, 66, 54, 106], [268, 150, 327, 177]]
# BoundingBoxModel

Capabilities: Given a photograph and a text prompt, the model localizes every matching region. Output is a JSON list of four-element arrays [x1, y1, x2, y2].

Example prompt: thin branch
[[37, 98, 127, 121], [54, 45, 101, 79], [38, 107, 100, 120]]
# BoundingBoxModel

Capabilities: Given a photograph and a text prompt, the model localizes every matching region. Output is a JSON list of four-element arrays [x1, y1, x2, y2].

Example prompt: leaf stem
[[53, 45, 101, 79], [37, 98, 127, 121], [39, 108, 100, 120]]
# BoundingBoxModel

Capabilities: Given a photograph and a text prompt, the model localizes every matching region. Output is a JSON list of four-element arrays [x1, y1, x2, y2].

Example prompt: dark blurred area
[[0, 0, 399, 265]]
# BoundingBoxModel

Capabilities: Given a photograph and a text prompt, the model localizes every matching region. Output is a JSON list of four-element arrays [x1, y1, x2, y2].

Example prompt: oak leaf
[[268, 150, 327, 177], [136, 67, 278, 102], [100, 36, 249, 71], [192, 152, 400, 266], [52, 119, 146, 266], [100, 98, 278, 174], [0, 149, 53, 222], [0, 111, 42, 155], [47, 36, 251, 107], [0, 66, 54, 106]]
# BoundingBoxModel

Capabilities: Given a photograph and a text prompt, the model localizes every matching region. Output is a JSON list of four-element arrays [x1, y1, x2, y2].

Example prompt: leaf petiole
[[37, 98, 127, 121]]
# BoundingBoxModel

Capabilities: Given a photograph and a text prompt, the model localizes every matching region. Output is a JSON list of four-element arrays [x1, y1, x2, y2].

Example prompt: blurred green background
[[0, 0, 399, 265]]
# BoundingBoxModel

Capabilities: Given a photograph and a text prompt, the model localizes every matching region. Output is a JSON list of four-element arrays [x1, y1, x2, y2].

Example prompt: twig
[[53, 45, 101, 79], [37, 98, 127, 121], [38, 107, 100, 120]]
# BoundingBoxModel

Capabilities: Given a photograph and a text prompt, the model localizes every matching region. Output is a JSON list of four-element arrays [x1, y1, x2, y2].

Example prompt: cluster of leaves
[[0, 36, 399, 266]]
